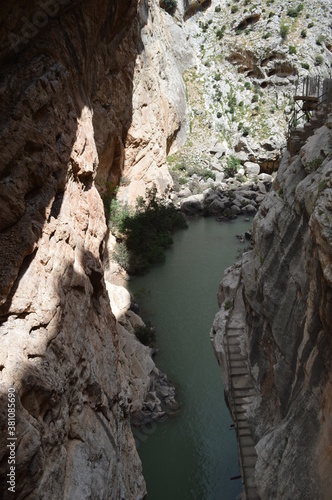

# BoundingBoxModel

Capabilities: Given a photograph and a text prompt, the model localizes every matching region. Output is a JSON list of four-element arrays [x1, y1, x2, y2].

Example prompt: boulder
[[244, 161, 260, 178], [258, 173, 273, 182], [206, 199, 226, 215], [245, 204, 257, 214], [215, 172, 225, 182], [106, 282, 131, 320], [180, 194, 204, 215]]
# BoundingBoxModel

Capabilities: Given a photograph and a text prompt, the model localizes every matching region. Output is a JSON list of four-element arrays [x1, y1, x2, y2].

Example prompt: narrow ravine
[[128, 216, 253, 500]]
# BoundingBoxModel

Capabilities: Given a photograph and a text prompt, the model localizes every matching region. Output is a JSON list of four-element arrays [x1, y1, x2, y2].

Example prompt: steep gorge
[[1, 0, 332, 498]]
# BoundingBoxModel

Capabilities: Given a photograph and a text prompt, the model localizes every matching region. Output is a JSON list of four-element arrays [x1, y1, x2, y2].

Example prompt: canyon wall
[[0, 1, 190, 498], [212, 117, 332, 499]]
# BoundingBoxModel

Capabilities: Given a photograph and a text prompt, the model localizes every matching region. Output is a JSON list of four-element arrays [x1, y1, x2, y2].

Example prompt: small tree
[[161, 0, 177, 15]]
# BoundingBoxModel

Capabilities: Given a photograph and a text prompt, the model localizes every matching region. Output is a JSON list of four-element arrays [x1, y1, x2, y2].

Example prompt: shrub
[[242, 126, 250, 137], [289, 45, 297, 55], [112, 241, 130, 270], [252, 93, 259, 103], [315, 54, 324, 66], [215, 5, 221, 12], [301, 62, 310, 70], [305, 157, 323, 173], [244, 81, 251, 90], [316, 35, 326, 46], [287, 4, 303, 18], [225, 155, 241, 178], [224, 300, 233, 310], [134, 323, 156, 346], [301, 29, 307, 38], [280, 23, 289, 39], [217, 111, 222, 118], [161, 0, 177, 14], [263, 32, 271, 39], [307, 22, 314, 28], [231, 5, 239, 14], [215, 72, 221, 81]]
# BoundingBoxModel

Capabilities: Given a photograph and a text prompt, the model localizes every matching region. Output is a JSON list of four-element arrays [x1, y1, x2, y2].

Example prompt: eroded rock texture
[[212, 120, 332, 499], [0, 0, 187, 498]]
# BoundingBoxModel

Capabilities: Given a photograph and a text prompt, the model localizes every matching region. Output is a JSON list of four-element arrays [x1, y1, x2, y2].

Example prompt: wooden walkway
[[223, 292, 260, 499], [288, 77, 332, 156]]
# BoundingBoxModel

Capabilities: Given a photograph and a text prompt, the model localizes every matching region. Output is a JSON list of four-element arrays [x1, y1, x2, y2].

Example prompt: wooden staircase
[[287, 77, 332, 157]]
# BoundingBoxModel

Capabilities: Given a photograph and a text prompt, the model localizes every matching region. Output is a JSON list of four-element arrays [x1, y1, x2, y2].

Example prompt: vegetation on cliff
[[106, 186, 188, 274]]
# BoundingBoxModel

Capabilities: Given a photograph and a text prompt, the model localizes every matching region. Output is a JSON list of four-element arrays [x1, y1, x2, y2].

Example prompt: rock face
[[0, 0, 188, 498], [116, 0, 194, 205], [212, 117, 332, 498]]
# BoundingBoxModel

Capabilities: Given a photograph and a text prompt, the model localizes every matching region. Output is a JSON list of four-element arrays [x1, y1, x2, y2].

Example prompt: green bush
[[289, 45, 297, 55], [307, 22, 314, 28], [316, 35, 326, 46], [301, 29, 307, 38], [161, 0, 177, 14], [134, 323, 156, 346], [224, 299, 233, 310], [287, 4, 303, 18], [109, 186, 187, 274], [301, 62, 310, 70], [280, 23, 289, 39], [231, 5, 239, 14], [225, 155, 241, 178], [215, 72, 221, 81], [216, 25, 226, 39], [263, 32, 271, 39], [252, 93, 259, 103], [305, 157, 323, 173], [244, 81, 251, 90], [242, 126, 250, 137], [315, 54, 324, 66], [217, 111, 222, 118], [215, 5, 221, 12]]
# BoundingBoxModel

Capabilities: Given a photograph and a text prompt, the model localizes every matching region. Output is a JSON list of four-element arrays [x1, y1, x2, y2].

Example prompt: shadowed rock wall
[[0, 1, 148, 498], [212, 120, 332, 499]]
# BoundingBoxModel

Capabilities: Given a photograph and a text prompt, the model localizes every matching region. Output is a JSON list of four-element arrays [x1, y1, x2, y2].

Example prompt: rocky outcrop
[[116, 0, 194, 205], [0, 0, 189, 498], [212, 117, 332, 498]]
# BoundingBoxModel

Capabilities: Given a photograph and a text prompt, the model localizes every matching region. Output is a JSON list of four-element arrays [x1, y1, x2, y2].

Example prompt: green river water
[[128, 216, 253, 500]]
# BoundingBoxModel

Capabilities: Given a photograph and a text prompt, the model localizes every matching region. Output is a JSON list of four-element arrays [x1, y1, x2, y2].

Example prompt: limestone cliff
[[212, 114, 332, 498], [0, 0, 189, 498]]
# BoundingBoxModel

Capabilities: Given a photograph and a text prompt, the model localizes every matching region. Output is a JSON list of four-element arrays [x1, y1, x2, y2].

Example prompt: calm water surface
[[128, 216, 252, 500]]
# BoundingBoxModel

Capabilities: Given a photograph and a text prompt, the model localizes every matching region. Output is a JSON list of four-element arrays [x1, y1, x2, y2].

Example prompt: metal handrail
[[223, 312, 248, 498]]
